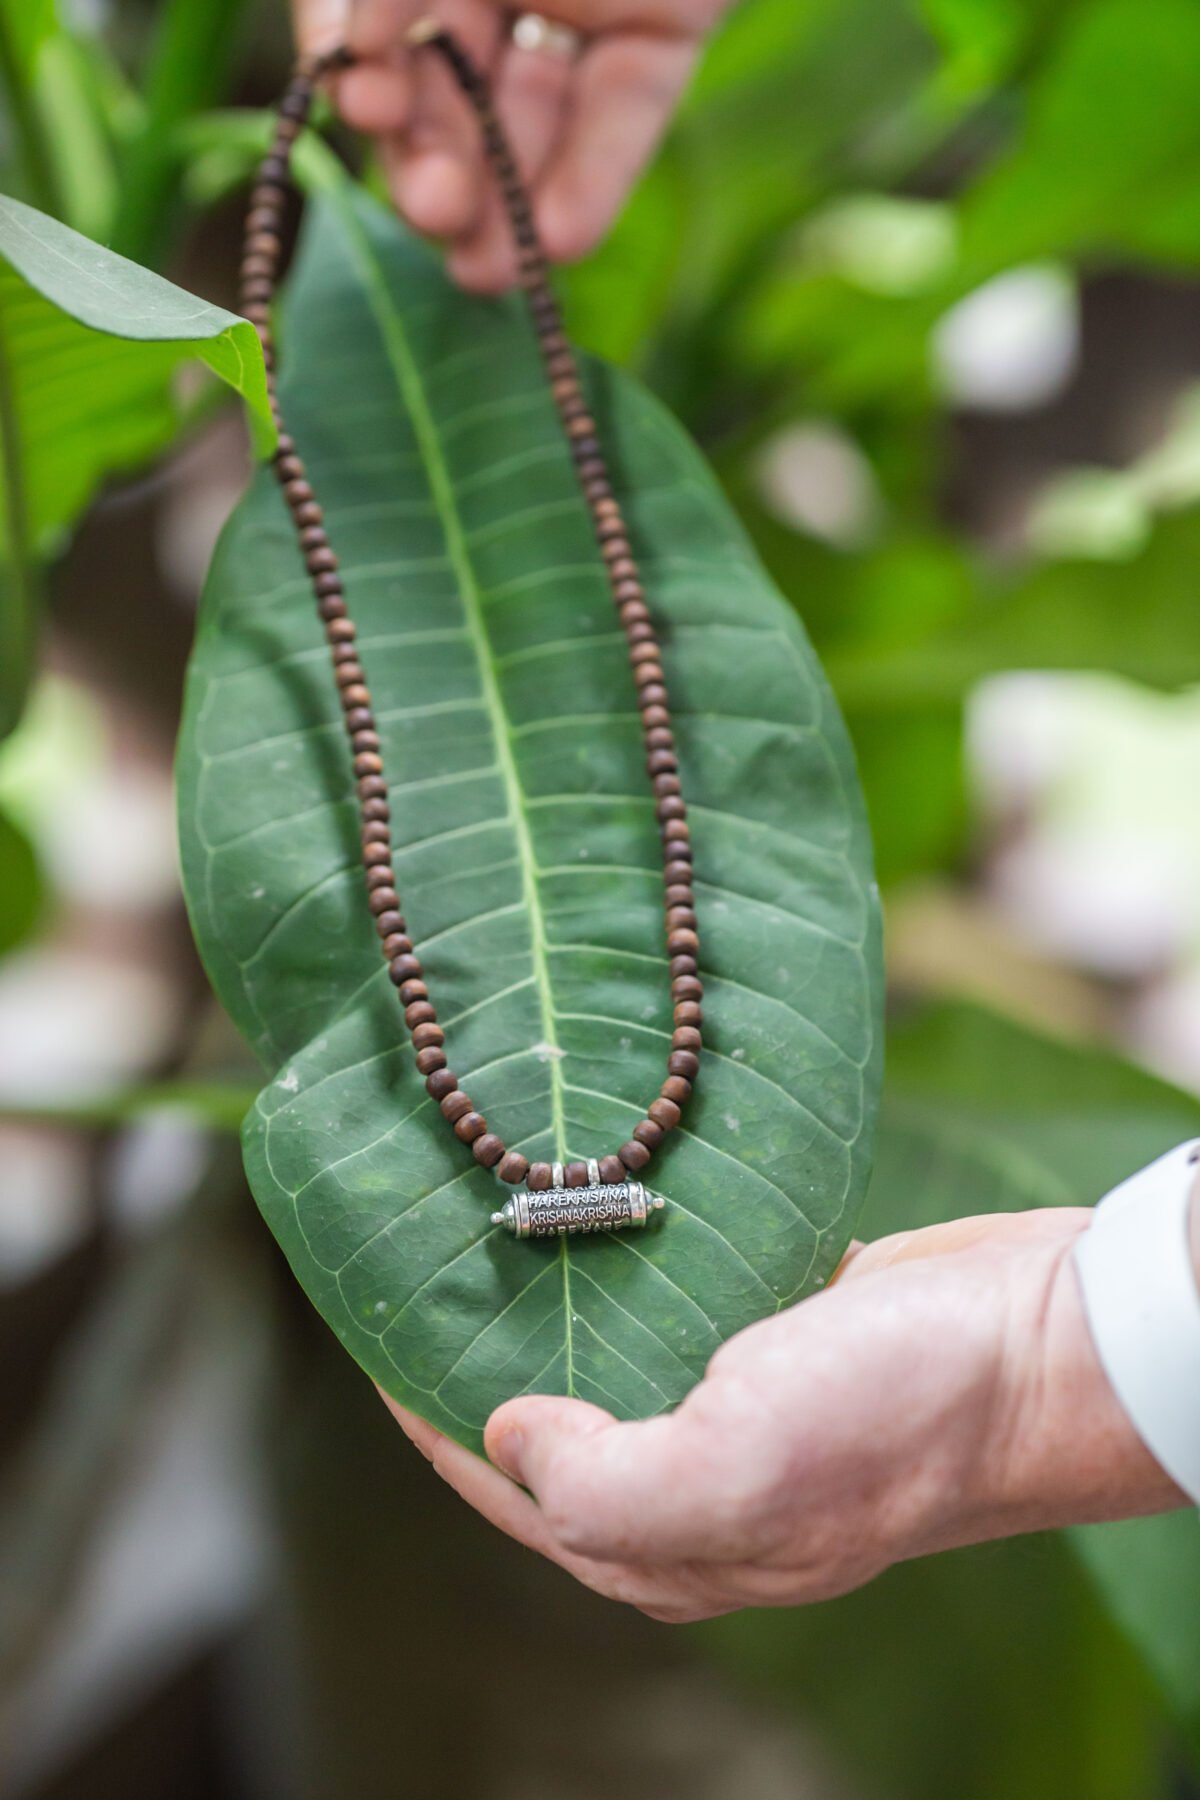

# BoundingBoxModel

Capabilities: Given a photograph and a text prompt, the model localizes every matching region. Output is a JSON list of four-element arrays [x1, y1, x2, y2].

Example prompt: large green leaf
[[0, 193, 272, 736], [177, 182, 883, 1455], [867, 1000, 1200, 1757]]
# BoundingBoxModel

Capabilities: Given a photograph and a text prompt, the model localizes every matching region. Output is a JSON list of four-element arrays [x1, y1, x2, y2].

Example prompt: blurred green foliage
[[2, 0, 1200, 1792]]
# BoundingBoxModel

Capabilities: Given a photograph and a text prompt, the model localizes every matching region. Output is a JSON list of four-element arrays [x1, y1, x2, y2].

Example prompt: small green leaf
[[0, 804, 41, 957], [177, 183, 883, 1453], [0, 194, 272, 736]]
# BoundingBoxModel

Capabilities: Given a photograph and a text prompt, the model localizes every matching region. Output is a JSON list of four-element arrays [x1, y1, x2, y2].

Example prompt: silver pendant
[[491, 1159, 665, 1239]]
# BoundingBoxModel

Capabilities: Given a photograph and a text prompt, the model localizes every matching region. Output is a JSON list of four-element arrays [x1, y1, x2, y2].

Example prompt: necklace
[[237, 29, 701, 1239]]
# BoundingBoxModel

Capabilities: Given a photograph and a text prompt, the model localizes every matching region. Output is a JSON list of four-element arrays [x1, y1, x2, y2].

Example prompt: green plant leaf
[[825, 510, 1200, 712], [0, 193, 273, 737], [0, 804, 41, 957], [177, 182, 883, 1454], [867, 1000, 1200, 1757]]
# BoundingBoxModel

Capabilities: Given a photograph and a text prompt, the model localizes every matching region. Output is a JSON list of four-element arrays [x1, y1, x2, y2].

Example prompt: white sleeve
[[1073, 1139, 1200, 1506]]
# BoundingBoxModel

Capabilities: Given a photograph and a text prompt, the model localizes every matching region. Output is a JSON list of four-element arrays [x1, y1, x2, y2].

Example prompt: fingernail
[[491, 1426, 524, 1480]]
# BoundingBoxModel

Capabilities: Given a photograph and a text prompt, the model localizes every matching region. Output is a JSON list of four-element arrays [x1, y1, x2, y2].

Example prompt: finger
[[337, 61, 413, 134], [486, 1392, 760, 1565], [447, 34, 574, 291], [536, 33, 697, 263], [847, 1209, 1091, 1280], [827, 1238, 866, 1286], [383, 1395, 718, 1615], [385, 0, 504, 241], [293, 0, 351, 54]]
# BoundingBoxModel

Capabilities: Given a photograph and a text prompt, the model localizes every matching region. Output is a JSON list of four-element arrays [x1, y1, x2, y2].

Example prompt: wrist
[[1003, 1224, 1189, 1530]]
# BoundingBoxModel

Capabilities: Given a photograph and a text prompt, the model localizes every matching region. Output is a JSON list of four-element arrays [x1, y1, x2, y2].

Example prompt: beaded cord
[[237, 29, 702, 1190]]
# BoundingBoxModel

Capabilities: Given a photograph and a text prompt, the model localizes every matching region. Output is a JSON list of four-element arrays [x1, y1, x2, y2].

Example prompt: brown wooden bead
[[329, 618, 357, 643], [562, 1161, 587, 1187], [399, 978, 428, 1005], [669, 1049, 700, 1080], [654, 773, 682, 799], [416, 1047, 447, 1075], [527, 1162, 553, 1190], [598, 1154, 626, 1185], [642, 704, 669, 730], [357, 773, 387, 800], [345, 687, 372, 710], [668, 928, 700, 956], [347, 707, 375, 732], [354, 752, 384, 777], [375, 911, 405, 938], [647, 749, 677, 776], [473, 1132, 505, 1168], [368, 888, 399, 916], [363, 841, 390, 866], [498, 1151, 529, 1184], [363, 797, 390, 822], [454, 1111, 487, 1143], [665, 885, 693, 909], [664, 861, 693, 887], [442, 1091, 473, 1123], [352, 730, 381, 754], [405, 1000, 437, 1028], [365, 866, 395, 891], [657, 796, 685, 825], [412, 1022, 444, 1052], [669, 953, 697, 978], [315, 572, 343, 597], [661, 1075, 692, 1106], [674, 1000, 703, 1026], [673, 975, 703, 1002], [426, 1069, 458, 1101], [362, 821, 390, 845], [633, 1118, 663, 1149], [618, 1139, 651, 1172], [318, 595, 346, 620], [672, 1026, 701, 1052], [382, 934, 411, 959], [647, 726, 674, 751], [335, 662, 365, 687], [389, 953, 422, 983], [667, 908, 698, 932], [649, 1097, 681, 1131]]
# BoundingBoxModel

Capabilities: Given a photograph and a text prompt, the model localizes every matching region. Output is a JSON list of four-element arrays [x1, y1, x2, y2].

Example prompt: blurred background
[[2, 0, 1200, 1793]]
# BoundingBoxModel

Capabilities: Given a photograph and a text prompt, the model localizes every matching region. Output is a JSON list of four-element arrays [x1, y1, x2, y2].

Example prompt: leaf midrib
[[322, 185, 579, 1392]]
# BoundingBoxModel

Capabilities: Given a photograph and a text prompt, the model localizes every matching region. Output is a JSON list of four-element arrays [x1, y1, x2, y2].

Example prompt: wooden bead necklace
[[238, 29, 701, 1238]]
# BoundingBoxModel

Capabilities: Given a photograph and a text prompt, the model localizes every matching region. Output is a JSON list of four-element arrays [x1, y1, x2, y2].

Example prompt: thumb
[[485, 1394, 615, 1484]]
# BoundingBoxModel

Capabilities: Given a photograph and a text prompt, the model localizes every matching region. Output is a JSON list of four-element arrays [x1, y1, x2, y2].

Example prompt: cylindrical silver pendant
[[491, 1167, 664, 1239]]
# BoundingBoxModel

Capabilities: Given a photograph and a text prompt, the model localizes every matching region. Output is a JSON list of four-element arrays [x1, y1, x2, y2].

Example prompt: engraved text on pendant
[[491, 1181, 664, 1239]]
